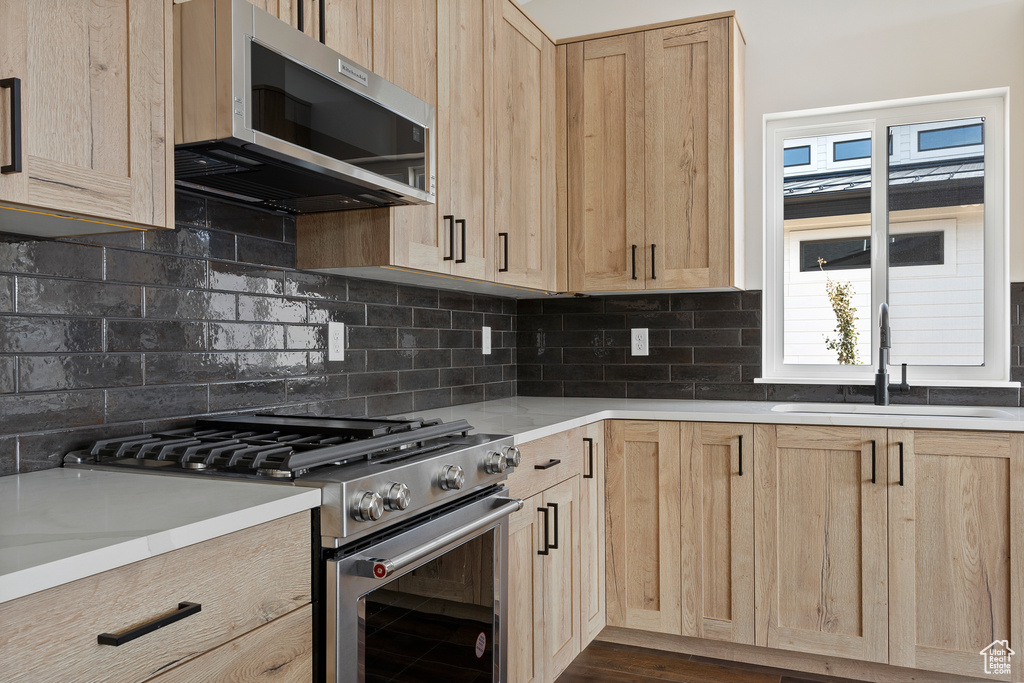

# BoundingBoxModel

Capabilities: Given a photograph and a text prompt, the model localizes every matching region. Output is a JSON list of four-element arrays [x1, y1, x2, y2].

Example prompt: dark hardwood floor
[[557, 642, 868, 683]]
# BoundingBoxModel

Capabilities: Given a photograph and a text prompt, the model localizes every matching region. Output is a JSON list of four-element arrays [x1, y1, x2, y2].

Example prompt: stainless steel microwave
[[173, 0, 436, 213]]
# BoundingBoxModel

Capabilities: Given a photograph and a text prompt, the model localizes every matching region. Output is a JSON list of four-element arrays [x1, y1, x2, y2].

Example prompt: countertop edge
[[0, 488, 320, 605]]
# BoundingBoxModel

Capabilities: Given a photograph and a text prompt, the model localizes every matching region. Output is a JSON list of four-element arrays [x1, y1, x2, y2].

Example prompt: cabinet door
[[321, 0, 373, 67], [680, 422, 754, 645], [755, 425, 888, 662], [605, 420, 682, 634], [580, 422, 606, 647], [542, 476, 582, 677], [566, 34, 645, 292], [508, 491, 545, 683], [438, 0, 489, 280], [888, 429, 1024, 681], [246, 0, 319, 40], [644, 19, 733, 289], [0, 0, 171, 229], [374, 0, 446, 274], [489, 0, 557, 290]]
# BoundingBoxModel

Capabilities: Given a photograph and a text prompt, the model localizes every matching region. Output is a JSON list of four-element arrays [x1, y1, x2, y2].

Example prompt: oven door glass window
[[361, 530, 496, 682]]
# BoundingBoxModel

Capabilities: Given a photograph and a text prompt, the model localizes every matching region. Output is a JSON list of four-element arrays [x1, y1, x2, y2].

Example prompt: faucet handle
[[899, 363, 909, 391]]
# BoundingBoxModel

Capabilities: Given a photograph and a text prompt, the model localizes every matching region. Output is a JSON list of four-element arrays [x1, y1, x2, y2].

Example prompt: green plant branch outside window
[[818, 257, 860, 365]]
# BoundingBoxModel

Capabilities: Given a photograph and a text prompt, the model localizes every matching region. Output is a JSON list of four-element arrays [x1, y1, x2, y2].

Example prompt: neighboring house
[[782, 118, 985, 366]]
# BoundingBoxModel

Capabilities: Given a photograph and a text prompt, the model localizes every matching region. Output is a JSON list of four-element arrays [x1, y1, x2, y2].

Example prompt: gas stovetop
[[64, 413, 519, 547]]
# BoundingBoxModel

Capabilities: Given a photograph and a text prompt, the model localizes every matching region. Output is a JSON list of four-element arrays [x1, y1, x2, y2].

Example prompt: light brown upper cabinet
[[888, 429, 1024, 682], [488, 0, 560, 291], [0, 0, 173, 237], [564, 15, 744, 292], [755, 425, 889, 663]]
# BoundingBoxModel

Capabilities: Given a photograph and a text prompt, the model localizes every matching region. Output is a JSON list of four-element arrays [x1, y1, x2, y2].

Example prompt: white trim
[[754, 377, 1021, 389], [762, 90, 1009, 386]]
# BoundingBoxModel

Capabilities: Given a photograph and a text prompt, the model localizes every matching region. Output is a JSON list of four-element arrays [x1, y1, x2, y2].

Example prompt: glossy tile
[[0, 437, 15, 475], [0, 236, 102, 279], [0, 275, 11, 311], [145, 353, 237, 385], [236, 351, 308, 379], [145, 288, 236, 321], [400, 369, 439, 392], [105, 249, 208, 288], [209, 261, 284, 295], [210, 380, 287, 412], [285, 270, 347, 301], [286, 374, 349, 403], [0, 391, 105, 433], [348, 372, 399, 397], [209, 322, 285, 351], [0, 357, 14, 393], [19, 355, 143, 392], [146, 226, 235, 260], [106, 385, 209, 422], [236, 235, 296, 269], [0, 317, 103, 353], [17, 278, 142, 317], [237, 294, 307, 323], [107, 320, 205, 353], [413, 388, 451, 410]]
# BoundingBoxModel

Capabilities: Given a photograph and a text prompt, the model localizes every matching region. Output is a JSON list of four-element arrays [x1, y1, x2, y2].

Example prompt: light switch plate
[[482, 326, 492, 355], [328, 322, 345, 361], [631, 328, 649, 356]]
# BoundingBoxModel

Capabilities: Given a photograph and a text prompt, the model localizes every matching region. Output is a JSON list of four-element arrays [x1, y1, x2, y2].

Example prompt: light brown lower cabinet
[[888, 429, 1024, 682], [508, 476, 582, 683], [579, 421, 606, 647], [602, 421, 1024, 683], [0, 512, 311, 683]]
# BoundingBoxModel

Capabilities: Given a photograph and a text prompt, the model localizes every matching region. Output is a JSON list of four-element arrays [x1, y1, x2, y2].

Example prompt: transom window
[[763, 91, 1009, 385]]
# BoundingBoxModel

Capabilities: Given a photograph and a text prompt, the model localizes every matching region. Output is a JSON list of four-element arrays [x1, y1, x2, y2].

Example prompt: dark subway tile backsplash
[[0, 194, 517, 474], [516, 288, 1024, 408], [2, 194, 1022, 476]]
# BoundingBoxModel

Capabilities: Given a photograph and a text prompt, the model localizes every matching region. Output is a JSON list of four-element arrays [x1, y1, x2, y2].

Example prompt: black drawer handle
[[443, 215, 455, 261], [1, 77, 22, 175], [898, 442, 904, 486], [871, 440, 876, 484], [498, 232, 509, 272], [537, 506, 550, 555], [631, 244, 637, 280], [98, 602, 202, 646], [534, 458, 561, 470], [455, 218, 467, 263], [737, 434, 743, 476], [650, 243, 657, 280], [547, 502, 559, 550], [583, 437, 594, 479]]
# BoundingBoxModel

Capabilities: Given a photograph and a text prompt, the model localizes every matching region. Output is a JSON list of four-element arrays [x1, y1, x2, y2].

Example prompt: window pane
[[784, 145, 811, 167], [887, 118, 984, 366], [918, 123, 983, 151], [783, 132, 871, 366], [834, 138, 871, 161]]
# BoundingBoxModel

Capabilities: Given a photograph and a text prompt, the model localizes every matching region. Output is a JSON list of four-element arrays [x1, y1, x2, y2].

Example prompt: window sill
[[754, 377, 1021, 389]]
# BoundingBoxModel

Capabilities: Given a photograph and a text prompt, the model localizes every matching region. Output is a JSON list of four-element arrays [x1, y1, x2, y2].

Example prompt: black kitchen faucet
[[875, 302, 910, 405]]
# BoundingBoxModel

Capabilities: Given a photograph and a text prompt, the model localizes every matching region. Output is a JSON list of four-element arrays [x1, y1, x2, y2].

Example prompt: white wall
[[523, 0, 1024, 286]]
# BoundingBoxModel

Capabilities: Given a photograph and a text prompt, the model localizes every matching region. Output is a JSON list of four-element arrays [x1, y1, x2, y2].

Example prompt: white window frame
[[762, 89, 1011, 387]]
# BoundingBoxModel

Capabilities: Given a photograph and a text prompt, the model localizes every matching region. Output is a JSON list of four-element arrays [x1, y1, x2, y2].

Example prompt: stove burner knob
[[502, 445, 521, 469], [440, 464, 465, 491], [484, 451, 507, 475], [383, 482, 411, 511], [354, 491, 384, 522]]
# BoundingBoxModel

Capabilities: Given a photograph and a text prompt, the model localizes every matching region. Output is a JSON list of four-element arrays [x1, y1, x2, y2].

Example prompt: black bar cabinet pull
[[548, 502, 559, 550], [534, 458, 561, 470], [97, 602, 201, 646], [898, 442, 904, 486], [583, 437, 594, 479], [738, 435, 743, 476], [631, 244, 638, 280], [297, 0, 304, 33], [456, 218, 467, 263], [1, 77, 22, 175], [650, 244, 657, 280], [537, 507, 550, 555], [871, 441, 876, 484], [498, 232, 509, 272], [318, 0, 326, 43], [443, 215, 455, 261]]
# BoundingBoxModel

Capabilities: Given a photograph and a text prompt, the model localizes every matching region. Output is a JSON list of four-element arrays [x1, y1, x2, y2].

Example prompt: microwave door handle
[[355, 497, 524, 580]]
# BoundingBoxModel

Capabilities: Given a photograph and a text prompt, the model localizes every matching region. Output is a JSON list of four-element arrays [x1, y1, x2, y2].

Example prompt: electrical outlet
[[482, 326, 492, 355], [328, 322, 345, 361], [631, 328, 649, 356]]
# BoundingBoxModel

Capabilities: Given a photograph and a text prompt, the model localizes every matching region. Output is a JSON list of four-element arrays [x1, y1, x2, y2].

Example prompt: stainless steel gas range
[[64, 413, 523, 683]]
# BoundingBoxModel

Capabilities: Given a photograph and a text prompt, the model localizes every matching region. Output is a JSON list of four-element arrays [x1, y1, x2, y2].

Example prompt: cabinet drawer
[[150, 604, 313, 683], [507, 427, 584, 500], [0, 511, 311, 683]]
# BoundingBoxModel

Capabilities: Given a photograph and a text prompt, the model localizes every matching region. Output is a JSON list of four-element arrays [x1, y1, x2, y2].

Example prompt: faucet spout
[[875, 302, 909, 405]]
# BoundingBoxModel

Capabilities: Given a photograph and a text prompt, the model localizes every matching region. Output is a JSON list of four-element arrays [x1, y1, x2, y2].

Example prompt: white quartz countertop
[[409, 397, 1024, 443], [0, 468, 320, 604]]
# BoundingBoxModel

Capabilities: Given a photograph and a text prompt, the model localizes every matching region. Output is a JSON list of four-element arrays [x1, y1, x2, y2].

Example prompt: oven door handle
[[356, 496, 524, 580]]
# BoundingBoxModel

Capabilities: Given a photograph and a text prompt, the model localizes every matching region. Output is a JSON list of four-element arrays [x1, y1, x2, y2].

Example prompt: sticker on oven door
[[475, 632, 487, 659]]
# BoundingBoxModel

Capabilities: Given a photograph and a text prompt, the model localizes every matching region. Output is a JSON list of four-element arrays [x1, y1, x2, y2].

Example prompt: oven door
[[327, 490, 523, 683]]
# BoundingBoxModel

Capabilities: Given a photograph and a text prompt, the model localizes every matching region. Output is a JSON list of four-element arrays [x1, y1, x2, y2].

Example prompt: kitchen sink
[[770, 403, 1015, 419]]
